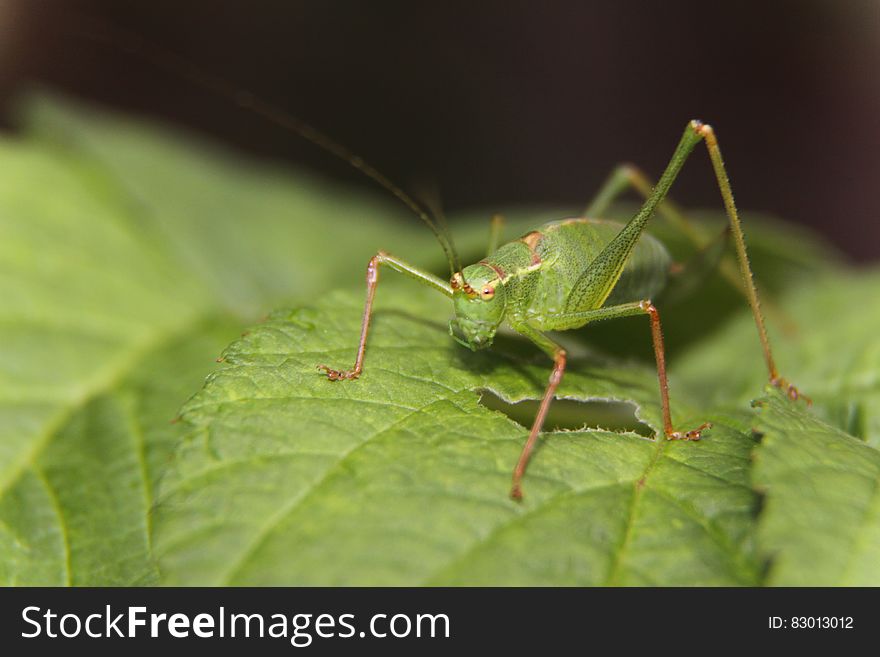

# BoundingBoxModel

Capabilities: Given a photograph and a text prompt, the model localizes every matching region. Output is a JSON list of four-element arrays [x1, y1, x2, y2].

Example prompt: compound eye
[[480, 286, 495, 300]]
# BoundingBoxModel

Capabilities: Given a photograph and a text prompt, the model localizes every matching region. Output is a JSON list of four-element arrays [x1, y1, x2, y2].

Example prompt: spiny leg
[[584, 162, 728, 305], [586, 162, 797, 337], [579, 121, 803, 401], [695, 123, 805, 401], [509, 325, 566, 501], [587, 163, 730, 300], [318, 251, 452, 380], [487, 213, 505, 256], [585, 163, 705, 244]]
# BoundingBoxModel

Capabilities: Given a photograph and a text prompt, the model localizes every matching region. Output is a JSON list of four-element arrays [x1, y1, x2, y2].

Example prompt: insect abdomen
[[507, 218, 670, 329], [601, 223, 670, 305]]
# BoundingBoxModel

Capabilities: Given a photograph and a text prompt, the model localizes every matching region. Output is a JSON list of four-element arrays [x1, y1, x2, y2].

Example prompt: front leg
[[509, 325, 567, 501], [318, 251, 452, 380]]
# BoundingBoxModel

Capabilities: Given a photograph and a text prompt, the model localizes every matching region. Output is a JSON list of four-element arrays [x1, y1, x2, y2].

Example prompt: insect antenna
[[64, 20, 463, 276], [410, 181, 463, 275]]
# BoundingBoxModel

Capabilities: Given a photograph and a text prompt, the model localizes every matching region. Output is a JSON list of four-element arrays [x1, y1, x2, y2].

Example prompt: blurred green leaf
[[0, 139, 214, 584], [20, 94, 444, 315]]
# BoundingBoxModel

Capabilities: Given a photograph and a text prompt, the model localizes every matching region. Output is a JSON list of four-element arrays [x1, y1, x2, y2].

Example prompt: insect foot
[[665, 422, 712, 441], [317, 364, 360, 381], [510, 483, 524, 502], [770, 377, 812, 406]]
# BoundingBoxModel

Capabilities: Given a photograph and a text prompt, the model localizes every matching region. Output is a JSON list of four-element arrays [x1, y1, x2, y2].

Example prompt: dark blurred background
[[1, 0, 878, 261]]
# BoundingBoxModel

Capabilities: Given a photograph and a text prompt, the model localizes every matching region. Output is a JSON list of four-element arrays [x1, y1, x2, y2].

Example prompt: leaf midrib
[[604, 435, 666, 585], [0, 307, 214, 498]]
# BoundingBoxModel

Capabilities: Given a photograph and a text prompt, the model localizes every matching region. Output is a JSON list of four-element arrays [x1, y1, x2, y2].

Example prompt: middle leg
[[549, 300, 711, 440]]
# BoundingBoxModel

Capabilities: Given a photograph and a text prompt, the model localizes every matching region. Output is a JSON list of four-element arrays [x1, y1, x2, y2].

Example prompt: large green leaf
[[154, 286, 761, 586]]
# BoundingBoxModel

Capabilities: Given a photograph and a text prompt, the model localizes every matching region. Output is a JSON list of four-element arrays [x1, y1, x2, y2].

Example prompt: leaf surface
[[154, 287, 761, 586], [752, 390, 880, 586]]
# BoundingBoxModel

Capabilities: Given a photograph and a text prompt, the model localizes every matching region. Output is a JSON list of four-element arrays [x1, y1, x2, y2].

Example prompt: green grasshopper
[[316, 120, 805, 500], [89, 27, 802, 500]]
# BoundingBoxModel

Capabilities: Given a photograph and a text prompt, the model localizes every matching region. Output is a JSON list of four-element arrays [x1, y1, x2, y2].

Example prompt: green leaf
[[0, 144, 211, 584], [0, 321, 236, 585], [154, 286, 761, 586], [752, 390, 880, 585]]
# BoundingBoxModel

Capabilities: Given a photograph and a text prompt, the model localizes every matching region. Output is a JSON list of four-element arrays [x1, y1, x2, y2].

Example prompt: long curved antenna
[[62, 21, 462, 275]]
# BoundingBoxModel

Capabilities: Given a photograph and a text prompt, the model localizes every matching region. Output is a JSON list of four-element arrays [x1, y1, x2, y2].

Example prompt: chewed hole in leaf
[[478, 390, 652, 436]]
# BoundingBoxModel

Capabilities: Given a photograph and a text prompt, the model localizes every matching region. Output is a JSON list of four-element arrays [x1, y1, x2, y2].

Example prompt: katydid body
[[319, 120, 804, 500]]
